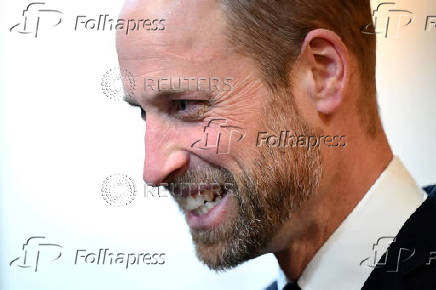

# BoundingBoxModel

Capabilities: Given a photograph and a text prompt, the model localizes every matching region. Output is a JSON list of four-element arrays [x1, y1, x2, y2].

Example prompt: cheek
[[191, 128, 264, 176]]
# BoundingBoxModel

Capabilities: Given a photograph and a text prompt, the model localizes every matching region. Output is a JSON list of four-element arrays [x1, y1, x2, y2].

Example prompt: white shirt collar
[[277, 156, 427, 290]]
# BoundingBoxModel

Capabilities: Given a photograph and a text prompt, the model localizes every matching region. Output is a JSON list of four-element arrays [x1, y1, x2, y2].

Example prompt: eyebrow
[[123, 91, 186, 108], [124, 89, 214, 107]]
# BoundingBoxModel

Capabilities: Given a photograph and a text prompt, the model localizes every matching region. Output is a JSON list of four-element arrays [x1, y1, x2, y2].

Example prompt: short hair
[[221, 0, 378, 136]]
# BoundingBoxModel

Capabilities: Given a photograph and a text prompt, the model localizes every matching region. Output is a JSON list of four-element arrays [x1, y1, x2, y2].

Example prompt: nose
[[143, 115, 189, 186]]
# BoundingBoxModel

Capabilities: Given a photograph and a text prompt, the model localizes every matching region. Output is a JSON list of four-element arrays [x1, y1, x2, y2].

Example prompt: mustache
[[163, 166, 238, 196]]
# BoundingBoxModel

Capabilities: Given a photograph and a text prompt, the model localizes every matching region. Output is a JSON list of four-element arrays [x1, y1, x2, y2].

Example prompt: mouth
[[179, 184, 232, 230]]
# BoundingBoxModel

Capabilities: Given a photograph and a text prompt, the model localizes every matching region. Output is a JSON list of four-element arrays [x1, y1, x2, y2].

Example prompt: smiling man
[[116, 1, 436, 289]]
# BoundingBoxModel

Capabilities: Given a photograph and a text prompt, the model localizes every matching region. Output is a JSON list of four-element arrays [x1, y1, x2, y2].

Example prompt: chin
[[192, 229, 267, 271]]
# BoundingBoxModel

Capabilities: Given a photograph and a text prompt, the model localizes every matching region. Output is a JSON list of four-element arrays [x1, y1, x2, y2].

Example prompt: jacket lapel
[[363, 185, 436, 289]]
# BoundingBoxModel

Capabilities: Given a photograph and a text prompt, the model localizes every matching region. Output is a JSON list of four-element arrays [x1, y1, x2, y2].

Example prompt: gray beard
[[170, 125, 322, 270]]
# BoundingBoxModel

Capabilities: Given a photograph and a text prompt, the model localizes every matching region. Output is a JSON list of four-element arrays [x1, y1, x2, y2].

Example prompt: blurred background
[[0, 0, 435, 289]]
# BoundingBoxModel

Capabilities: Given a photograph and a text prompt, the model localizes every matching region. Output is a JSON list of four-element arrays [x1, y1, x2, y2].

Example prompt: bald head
[[117, 0, 231, 62], [116, 0, 256, 107]]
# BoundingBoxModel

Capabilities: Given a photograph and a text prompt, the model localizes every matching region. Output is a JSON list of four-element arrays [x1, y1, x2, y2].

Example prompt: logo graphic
[[361, 2, 413, 38], [101, 67, 136, 102], [9, 236, 63, 272], [360, 236, 415, 272], [360, 236, 396, 269], [101, 174, 137, 207], [191, 118, 245, 154], [10, 2, 63, 38], [425, 16, 436, 31]]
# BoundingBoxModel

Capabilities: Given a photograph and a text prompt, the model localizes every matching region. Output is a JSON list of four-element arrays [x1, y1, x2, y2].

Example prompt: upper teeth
[[185, 195, 204, 211], [183, 189, 224, 213]]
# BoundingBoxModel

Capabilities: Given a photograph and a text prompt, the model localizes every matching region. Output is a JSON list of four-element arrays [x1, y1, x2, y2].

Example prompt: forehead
[[117, 0, 232, 64], [116, 0, 259, 103]]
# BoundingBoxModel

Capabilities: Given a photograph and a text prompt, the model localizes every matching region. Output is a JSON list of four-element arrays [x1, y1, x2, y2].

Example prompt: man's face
[[117, 0, 322, 270]]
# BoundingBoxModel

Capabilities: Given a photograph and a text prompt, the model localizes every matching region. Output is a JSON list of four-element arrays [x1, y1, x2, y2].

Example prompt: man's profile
[[116, 1, 436, 289]]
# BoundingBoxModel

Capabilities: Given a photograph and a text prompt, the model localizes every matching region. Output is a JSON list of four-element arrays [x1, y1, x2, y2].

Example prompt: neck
[[272, 128, 393, 281]]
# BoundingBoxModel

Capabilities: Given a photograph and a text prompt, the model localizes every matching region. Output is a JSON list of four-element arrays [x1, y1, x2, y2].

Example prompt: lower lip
[[186, 193, 230, 230]]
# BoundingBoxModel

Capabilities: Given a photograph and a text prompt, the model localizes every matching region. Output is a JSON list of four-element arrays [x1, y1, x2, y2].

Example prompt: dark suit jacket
[[266, 185, 436, 290]]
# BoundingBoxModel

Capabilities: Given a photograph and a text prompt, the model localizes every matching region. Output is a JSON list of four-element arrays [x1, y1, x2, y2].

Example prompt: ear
[[300, 29, 348, 115]]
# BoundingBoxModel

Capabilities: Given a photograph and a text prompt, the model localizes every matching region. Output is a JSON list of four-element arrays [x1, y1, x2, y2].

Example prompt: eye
[[170, 100, 208, 121], [176, 100, 187, 111]]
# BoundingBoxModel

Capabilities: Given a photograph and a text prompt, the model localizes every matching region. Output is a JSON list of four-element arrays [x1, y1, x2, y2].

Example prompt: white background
[[0, 0, 435, 289]]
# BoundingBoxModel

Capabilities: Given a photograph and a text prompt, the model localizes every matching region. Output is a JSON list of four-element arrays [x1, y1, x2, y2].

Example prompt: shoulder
[[418, 184, 436, 218], [264, 280, 278, 290], [362, 184, 436, 290], [424, 184, 436, 197]]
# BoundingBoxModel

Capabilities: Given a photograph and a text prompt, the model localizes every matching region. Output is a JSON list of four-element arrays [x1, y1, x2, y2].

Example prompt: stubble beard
[[170, 97, 323, 271]]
